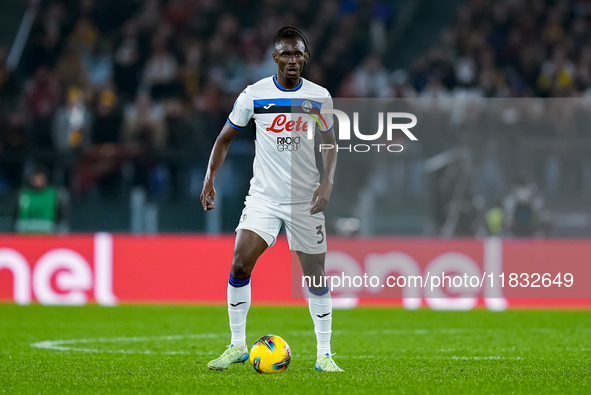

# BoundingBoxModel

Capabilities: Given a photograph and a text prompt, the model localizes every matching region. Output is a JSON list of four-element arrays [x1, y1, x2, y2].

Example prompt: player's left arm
[[310, 127, 337, 215]]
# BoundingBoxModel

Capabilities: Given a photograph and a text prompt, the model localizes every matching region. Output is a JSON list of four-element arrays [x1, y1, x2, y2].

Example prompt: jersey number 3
[[316, 225, 324, 245]]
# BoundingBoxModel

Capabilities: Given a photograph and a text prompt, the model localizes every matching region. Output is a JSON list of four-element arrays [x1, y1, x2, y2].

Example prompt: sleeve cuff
[[227, 118, 246, 129]]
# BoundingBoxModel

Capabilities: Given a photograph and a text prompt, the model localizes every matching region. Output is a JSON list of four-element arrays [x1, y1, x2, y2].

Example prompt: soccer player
[[201, 26, 342, 372]]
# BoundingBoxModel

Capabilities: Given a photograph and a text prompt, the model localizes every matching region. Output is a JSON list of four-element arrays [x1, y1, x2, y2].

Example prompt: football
[[249, 334, 292, 374]]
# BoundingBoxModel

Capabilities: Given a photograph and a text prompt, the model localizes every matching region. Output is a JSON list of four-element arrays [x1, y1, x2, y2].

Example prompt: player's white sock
[[308, 287, 332, 357], [228, 275, 251, 349]]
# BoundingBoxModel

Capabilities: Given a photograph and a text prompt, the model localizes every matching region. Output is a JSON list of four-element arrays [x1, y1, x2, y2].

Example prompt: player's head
[[272, 26, 310, 80], [274, 26, 311, 60]]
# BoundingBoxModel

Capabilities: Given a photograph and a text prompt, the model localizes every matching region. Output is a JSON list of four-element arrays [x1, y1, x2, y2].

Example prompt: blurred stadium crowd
[[1, 0, 590, 234], [0, 0, 397, 196], [403, 0, 591, 98]]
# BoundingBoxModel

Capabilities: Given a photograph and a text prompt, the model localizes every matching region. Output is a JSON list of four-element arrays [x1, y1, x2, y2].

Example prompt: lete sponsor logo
[[0, 233, 117, 305], [266, 114, 310, 133]]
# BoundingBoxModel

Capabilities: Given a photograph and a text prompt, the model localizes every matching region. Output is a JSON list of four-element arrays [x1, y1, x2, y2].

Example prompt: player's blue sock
[[228, 275, 251, 349], [308, 287, 332, 357]]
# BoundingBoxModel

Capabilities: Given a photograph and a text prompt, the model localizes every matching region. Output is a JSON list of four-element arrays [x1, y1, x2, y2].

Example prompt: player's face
[[273, 38, 307, 82]]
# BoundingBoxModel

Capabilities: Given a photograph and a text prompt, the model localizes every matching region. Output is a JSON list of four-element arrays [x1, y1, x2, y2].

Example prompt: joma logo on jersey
[[277, 136, 301, 152], [266, 114, 310, 133]]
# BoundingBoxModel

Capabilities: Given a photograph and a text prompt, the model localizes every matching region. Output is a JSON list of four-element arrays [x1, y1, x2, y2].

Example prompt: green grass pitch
[[0, 305, 589, 394]]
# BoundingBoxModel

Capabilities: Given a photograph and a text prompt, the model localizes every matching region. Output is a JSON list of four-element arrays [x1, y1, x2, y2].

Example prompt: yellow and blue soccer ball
[[249, 334, 291, 374]]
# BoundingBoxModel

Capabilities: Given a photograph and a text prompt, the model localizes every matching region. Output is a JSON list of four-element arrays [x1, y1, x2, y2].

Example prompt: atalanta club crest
[[302, 100, 313, 112]]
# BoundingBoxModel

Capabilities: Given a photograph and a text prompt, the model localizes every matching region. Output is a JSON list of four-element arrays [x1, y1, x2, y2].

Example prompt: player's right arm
[[201, 87, 253, 211], [200, 123, 240, 210]]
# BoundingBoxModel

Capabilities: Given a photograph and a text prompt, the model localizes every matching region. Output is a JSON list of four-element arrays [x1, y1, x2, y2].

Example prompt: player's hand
[[310, 181, 333, 215], [200, 180, 216, 210]]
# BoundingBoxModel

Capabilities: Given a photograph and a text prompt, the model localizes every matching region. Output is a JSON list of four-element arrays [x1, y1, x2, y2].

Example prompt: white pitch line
[[450, 356, 518, 361], [30, 328, 590, 356], [30, 332, 319, 355], [30, 333, 226, 354], [30, 329, 458, 354]]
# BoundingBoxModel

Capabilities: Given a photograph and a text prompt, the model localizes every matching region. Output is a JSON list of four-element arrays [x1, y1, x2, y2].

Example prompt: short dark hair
[[274, 26, 311, 59]]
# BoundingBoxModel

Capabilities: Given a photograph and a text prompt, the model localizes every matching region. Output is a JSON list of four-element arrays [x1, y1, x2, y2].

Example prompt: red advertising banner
[[0, 234, 589, 309], [315, 238, 591, 310], [0, 234, 292, 305]]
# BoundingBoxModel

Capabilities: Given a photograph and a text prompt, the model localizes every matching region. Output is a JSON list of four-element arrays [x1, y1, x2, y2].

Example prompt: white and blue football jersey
[[228, 75, 333, 204]]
